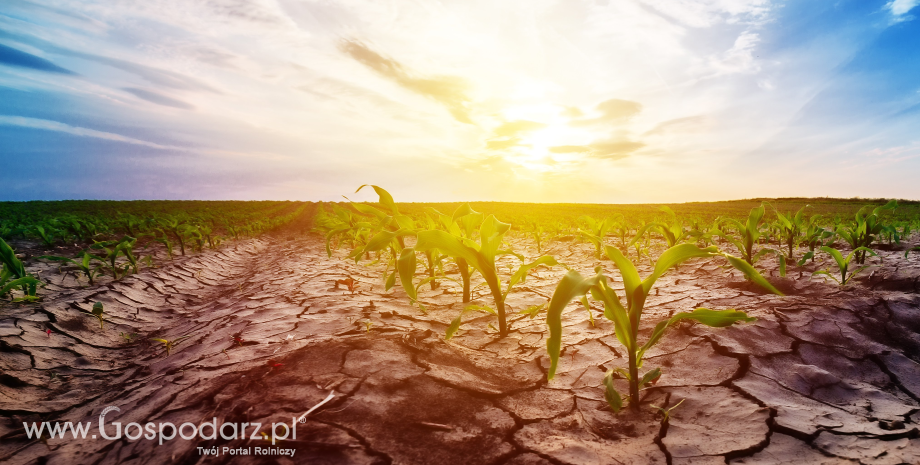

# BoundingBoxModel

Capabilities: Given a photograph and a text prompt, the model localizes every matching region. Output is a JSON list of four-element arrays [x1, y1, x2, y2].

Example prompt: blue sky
[[1, 0, 919, 202]]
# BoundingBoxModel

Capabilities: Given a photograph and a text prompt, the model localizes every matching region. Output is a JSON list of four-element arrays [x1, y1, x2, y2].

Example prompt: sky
[[1, 0, 919, 203]]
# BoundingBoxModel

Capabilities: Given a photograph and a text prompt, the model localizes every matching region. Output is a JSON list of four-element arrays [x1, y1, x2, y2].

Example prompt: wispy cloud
[[886, 0, 919, 20], [571, 99, 643, 126], [0, 115, 176, 149], [123, 87, 195, 110], [339, 40, 473, 123], [0, 43, 76, 74]]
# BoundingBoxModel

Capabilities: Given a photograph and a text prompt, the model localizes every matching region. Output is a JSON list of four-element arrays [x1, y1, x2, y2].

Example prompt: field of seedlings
[[2, 191, 920, 465]]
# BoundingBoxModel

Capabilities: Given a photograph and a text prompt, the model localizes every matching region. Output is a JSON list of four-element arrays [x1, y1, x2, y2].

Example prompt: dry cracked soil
[[2, 217, 920, 465]]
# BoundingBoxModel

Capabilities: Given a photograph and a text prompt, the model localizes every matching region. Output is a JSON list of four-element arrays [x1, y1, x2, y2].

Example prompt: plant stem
[[489, 282, 508, 336], [628, 349, 640, 412], [458, 258, 471, 303]]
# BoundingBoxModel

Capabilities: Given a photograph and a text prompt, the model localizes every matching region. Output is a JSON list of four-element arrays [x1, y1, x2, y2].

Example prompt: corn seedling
[[159, 216, 188, 256], [0, 238, 40, 301], [835, 200, 897, 265], [652, 397, 685, 424], [91, 302, 105, 329], [363, 320, 373, 332], [31, 225, 57, 248], [545, 243, 781, 412], [518, 303, 547, 319], [718, 203, 767, 265], [150, 335, 191, 357], [409, 219, 562, 337], [579, 216, 619, 259], [120, 332, 136, 343], [649, 206, 692, 248], [812, 246, 878, 285], [445, 304, 496, 340], [154, 229, 175, 259], [772, 204, 809, 260], [38, 252, 103, 285]]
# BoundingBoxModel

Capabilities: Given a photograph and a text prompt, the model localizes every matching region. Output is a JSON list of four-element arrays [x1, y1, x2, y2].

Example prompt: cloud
[[0, 43, 76, 74], [710, 31, 761, 75], [644, 116, 711, 135], [570, 99, 642, 126], [886, 0, 919, 21], [0, 115, 175, 149], [549, 145, 591, 153], [493, 120, 546, 137], [123, 88, 195, 110], [887, 0, 919, 16], [340, 40, 473, 123], [485, 138, 522, 150], [638, 0, 772, 28], [0, 115, 285, 160], [588, 140, 646, 160], [0, 30, 219, 93], [548, 140, 645, 160]]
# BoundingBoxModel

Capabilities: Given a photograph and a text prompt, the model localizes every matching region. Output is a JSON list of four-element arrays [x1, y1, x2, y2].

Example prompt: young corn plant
[[404, 215, 562, 337], [799, 216, 834, 265], [719, 203, 767, 266], [159, 216, 188, 256], [812, 246, 878, 286], [91, 302, 105, 329], [38, 252, 104, 285], [649, 206, 691, 248], [90, 236, 138, 280], [772, 205, 808, 261], [545, 243, 782, 413], [835, 200, 897, 265], [438, 255, 562, 339], [579, 216, 618, 259], [31, 224, 57, 248], [0, 238, 40, 301], [154, 229, 175, 260], [150, 335, 192, 357]]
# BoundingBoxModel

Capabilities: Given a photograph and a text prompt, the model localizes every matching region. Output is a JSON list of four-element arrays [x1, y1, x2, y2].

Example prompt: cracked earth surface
[[2, 222, 920, 464]]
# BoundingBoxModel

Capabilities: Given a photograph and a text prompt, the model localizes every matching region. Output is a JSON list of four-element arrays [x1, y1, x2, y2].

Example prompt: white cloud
[[886, 0, 919, 17], [710, 31, 761, 74], [0, 115, 177, 149], [638, 0, 771, 28]]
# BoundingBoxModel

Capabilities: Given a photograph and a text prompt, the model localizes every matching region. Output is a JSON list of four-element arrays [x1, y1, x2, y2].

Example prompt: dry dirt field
[[2, 215, 919, 465]]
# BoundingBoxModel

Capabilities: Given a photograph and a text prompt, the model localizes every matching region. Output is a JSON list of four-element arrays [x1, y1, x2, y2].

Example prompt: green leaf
[[637, 308, 754, 363], [720, 253, 784, 296], [643, 244, 719, 294], [581, 295, 595, 326], [465, 304, 497, 315], [451, 203, 478, 223], [445, 313, 464, 340], [505, 255, 560, 297], [416, 230, 481, 268], [819, 244, 845, 265], [384, 270, 397, 291], [546, 270, 601, 380], [603, 369, 623, 413], [92, 301, 104, 316], [669, 307, 755, 327], [639, 367, 662, 387], [356, 185, 400, 216], [518, 303, 546, 319], [397, 247, 418, 301], [604, 246, 641, 298], [0, 276, 40, 297], [797, 251, 814, 267]]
